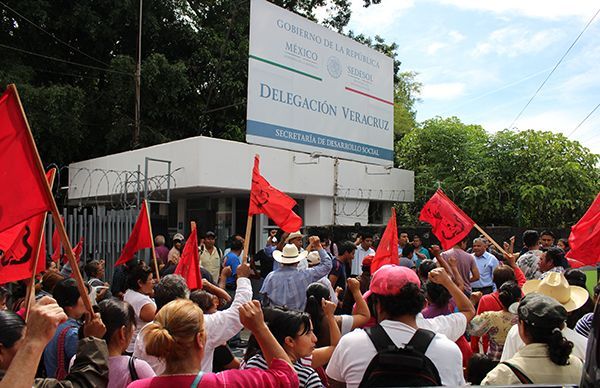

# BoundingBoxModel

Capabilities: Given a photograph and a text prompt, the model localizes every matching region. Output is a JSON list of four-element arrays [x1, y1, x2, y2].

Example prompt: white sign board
[[246, 0, 394, 165]]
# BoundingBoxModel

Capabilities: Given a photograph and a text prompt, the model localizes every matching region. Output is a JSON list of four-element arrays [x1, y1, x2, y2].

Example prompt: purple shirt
[[441, 247, 476, 294], [155, 245, 169, 265]]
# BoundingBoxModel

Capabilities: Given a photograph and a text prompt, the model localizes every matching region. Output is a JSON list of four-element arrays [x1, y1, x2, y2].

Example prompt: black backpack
[[359, 325, 442, 387]]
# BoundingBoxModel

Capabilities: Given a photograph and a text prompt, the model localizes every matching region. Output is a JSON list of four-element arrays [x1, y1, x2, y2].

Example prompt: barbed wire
[[66, 166, 183, 209]]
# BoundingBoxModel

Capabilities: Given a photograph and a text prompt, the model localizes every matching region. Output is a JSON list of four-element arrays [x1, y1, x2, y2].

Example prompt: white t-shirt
[[326, 320, 465, 387], [500, 324, 587, 362], [133, 277, 253, 373], [340, 314, 354, 336], [352, 246, 375, 276], [317, 276, 338, 305], [416, 312, 467, 342], [123, 289, 156, 353]]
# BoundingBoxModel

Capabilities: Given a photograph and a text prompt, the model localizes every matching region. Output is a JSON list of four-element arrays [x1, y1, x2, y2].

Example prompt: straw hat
[[521, 272, 588, 312], [285, 231, 304, 243], [306, 251, 321, 266], [273, 244, 308, 264]]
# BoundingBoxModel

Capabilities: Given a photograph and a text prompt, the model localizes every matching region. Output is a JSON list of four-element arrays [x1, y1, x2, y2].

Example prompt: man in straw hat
[[272, 230, 308, 272], [500, 271, 589, 362], [260, 236, 332, 310]]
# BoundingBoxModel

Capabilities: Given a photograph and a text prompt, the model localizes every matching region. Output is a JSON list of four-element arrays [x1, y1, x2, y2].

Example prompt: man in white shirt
[[352, 232, 375, 276], [133, 264, 252, 373], [326, 265, 468, 387]]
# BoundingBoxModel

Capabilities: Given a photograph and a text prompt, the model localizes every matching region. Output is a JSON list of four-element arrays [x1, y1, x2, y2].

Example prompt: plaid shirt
[[516, 250, 542, 280]]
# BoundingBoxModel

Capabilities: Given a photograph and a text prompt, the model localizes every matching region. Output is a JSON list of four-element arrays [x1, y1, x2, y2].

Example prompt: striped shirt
[[244, 353, 324, 388], [575, 312, 593, 338]]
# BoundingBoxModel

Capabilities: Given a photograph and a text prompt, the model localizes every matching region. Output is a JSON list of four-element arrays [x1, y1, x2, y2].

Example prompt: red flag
[[248, 155, 302, 233], [51, 216, 64, 262], [0, 169, 55, 283], [63, 237, 84, 265], [115, 201, 152, 266], [566, 192, 600, 266], [419, 189, 475, 250], [371, 208, 399, 274], [175, 222, 202, 290], [0, 86, 53, 233]]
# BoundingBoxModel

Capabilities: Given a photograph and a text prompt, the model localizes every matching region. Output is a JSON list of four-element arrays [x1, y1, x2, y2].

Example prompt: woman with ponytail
[[468, 281, 521, 361], [128, 299, 298, 388], [305, 277, 371, 347], [482, 293, 583, 385]]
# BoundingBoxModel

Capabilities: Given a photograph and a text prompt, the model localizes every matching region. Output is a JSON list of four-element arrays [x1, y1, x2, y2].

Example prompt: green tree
[[1, 0, 400, 168], [396, 117, 600, 227], [485, 130, 599, 227], [394, 71, 421, 140]]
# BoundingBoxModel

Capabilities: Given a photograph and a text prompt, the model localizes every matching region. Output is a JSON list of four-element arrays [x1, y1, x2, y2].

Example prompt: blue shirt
[[470, 251, 499, 289], [224, 252, 241, 285], [43, 318, 80, 377], [260, 248, 332, 310]]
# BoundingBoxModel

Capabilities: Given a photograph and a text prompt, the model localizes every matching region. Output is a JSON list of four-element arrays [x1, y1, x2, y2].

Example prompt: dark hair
[[418, 259, 437, 280], [412, 234, 421, 240], [361, 231, 373, 240], [564, 269, 587, 289], [523, 322, 573, 365], [425, 281, 451, 307], [372, 282, 426, 318], [401, 243, 415, 258], [190, 290, 215, 313], [305, 283, 330, 340], [338, 241, 356, 255], [0, 311, 25, 348], [230, 239, 243, 251], [0, 286, 10, 301], [594, 281, 600, 298], [53, 278, 82, 308], [42, 271, 65, 293], [126, 265, 153, 291], [84, 260, 101, 278], [558, 238, 570, 251], [154, 274, 188, 311], [498, 281, 521, 310], [540, 230, 556, 239], [467, 354, 498, 385], [244, 307, 312, 362], [545, 247, 566, 267], [522, 230, 540, 248], [98, 299, 136, 344], [492, 265, 515, 289]]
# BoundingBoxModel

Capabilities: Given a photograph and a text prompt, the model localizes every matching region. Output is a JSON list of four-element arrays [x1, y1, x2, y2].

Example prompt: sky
[[323, 0, 600, 154]]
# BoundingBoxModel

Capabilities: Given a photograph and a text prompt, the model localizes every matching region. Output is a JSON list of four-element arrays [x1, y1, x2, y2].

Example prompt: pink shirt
[[127, 359, 299, 388], [109, 356, 155, 388]]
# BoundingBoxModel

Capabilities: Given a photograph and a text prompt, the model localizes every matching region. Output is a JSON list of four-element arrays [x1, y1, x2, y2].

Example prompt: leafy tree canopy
[[397, 116, 600, 227], [1, 0, 411, 166]]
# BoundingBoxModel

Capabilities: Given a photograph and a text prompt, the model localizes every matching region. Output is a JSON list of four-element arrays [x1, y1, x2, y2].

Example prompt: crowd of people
[[0, 227, 597, 387]]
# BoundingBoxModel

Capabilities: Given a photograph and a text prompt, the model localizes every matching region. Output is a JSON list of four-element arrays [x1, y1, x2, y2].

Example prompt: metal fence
[[45, 206, 140, 282]]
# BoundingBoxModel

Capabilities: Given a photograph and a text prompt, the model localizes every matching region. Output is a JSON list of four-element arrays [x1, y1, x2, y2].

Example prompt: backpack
[[359, 325, 442, 387]]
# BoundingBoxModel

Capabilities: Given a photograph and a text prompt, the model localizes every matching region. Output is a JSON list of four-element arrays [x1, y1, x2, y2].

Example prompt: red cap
[[366, 264, 420, 297], [362, 254, 375, 267]]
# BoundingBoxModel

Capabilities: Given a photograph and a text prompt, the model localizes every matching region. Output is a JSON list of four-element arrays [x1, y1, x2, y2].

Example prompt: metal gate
[[45, 206, 140, 282]]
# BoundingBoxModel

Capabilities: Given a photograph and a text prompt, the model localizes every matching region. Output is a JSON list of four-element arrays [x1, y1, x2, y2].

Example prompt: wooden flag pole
[[242, 215, 252, 263], [473, 223, 509, 257], [24, 215, 47, 322], [24, 169, 56, 322], [144, 199, 160, 281], [10, 84, 94, 316]]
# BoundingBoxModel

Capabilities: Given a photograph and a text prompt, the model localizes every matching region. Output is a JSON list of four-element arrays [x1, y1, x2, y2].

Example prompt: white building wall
[[68, 136, 413, 226]]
